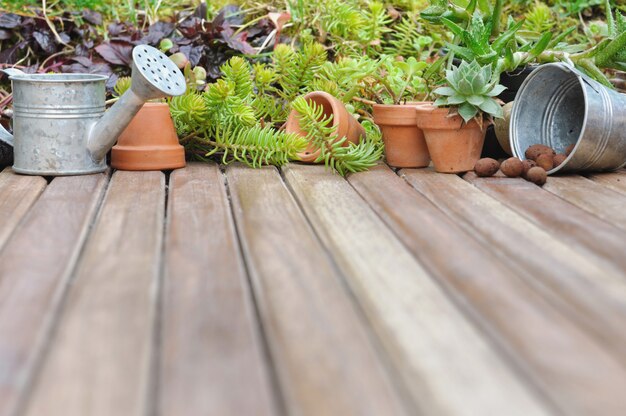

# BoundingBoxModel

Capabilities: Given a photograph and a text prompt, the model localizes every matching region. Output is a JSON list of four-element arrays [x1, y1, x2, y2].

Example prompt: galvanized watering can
[[0, 45, 186, 175], [510, 62, 626, 174]]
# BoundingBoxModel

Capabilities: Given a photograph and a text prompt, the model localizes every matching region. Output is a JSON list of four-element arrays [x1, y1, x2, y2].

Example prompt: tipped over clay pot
[[373, 103, 430, 168], [111, 102, 186, 171], [416, 104, 487, 174], [285, 91, 365, 163]]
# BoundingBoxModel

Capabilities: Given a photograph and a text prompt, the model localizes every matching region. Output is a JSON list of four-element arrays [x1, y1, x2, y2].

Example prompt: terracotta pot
[[111, 102, 186, 171], [285, 91, 365, 163], [373, 103, 430, 168], [494, 101, 514, 156], [416, 105, 487, 173]]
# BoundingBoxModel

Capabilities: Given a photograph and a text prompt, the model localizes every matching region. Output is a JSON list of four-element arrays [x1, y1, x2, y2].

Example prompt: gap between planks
[[282, 163, 552, 416], [401, 168, 626, 365], [158, 163, 277, 416], [0, 171, 109, 416], [0, 167, 47, 253], [226, 164, 409, 416], [349, 164, 626, 416], [464, 172, 626, 278], [23, 171, 164, 416]]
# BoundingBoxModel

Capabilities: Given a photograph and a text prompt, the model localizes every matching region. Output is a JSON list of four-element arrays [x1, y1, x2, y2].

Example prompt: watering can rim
[[6, 73, 109, 83]]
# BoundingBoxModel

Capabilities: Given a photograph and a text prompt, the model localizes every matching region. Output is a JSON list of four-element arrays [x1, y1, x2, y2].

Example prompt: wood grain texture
[[0, 172, 108, 416], [587, 171, 626, 195], [465, 172, 626, 276], [24, 171, 165, 416], [227, 164, 407, 416], [402, 169, 626, 362], [349, 164, 626, 416], [159, 164, 276, 416], [283, 164, 550, 416], [0, 167, 46, 252], [543, 175, 626, 231]]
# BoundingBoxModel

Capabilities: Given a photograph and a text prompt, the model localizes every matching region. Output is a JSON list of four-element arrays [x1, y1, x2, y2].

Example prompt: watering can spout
[[88, 89, 144, 162], [88, 44, 186, 163]]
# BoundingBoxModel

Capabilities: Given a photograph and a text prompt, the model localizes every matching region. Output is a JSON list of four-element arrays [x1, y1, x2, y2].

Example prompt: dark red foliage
[[0, 3, 272, 87]]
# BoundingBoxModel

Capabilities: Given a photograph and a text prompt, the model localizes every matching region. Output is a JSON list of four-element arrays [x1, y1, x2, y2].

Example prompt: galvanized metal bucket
[[509, 63, 626, 174]]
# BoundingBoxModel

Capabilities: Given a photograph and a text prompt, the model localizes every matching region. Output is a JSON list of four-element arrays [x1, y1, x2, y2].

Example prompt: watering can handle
[[1, 68, 25, 78], [0, 68, 24, 147]]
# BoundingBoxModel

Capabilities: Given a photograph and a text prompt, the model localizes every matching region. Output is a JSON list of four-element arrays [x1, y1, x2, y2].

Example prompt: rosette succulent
[[433, 60, 505, 123]]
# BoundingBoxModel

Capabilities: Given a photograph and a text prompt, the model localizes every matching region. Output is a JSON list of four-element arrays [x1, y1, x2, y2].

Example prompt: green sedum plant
[[168, 45, 384, 175], [433, 60, 505, 123], [291, 97, 383, 175]]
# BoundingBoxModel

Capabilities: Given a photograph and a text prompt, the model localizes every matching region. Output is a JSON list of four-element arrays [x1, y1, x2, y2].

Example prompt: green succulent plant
[[433, 60, 505, 122]]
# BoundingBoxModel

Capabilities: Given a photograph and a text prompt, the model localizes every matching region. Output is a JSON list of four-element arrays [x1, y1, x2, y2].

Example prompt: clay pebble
[[536, 153, 554, 171], [500, 157, 524, 178], [526, 167, 547, 186], [474, 158, 500, 177], [525, 144, 556, 161]]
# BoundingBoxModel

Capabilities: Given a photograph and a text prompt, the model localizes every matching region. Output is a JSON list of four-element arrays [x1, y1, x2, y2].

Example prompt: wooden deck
[[1, 162, 626, 415]]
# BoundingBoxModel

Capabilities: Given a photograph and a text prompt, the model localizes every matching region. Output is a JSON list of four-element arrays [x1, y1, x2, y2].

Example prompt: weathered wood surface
[[227, 164, 407, 416], [24, 171, 165, 416], [0, 173, 108, 416], [350, 165, 626, 415], [465, 172, 626, 276], [283, 164, 549, 416], [1, 164, 626, 416], [543, 175, 626, 231], [587, 170, 626, 195], [402, 169, 626, 361], [0, 167, 46, 252], [159, 163, 276, 416]]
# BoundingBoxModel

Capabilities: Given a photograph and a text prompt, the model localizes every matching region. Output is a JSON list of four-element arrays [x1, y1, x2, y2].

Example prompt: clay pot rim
[[416, 104, 492, 131], [141, 101, 168, 108], [374, 103, 430, 126], [373, 102, 431, 109]]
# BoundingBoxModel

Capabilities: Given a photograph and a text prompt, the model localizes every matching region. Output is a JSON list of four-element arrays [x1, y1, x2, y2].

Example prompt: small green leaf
[[433, 86, 456, 96], [487, 84, 507, 97], [447, 94, 467, 105], [458, 102, 478, 122], [434, 97, 449, 107], [478, 98, 503, 118], [467, 95, 486, 106]]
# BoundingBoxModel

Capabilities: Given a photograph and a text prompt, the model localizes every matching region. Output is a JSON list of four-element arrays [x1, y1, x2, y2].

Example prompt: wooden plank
[[226, 165, 408, 416], [159, 164, 276, 416], [283, 164, 550, 416], [0, 172, 108, 416], [0, 167, 46, 252], [349, 164, 626, 416], [465, 172, 626, 276], [23, 171, 165, 416], [402, 169, 626, 362], [587, 170, 626, 195], [543, 175, 626, 231]]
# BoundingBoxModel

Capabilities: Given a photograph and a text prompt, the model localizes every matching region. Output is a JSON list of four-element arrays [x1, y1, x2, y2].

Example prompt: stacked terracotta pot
[[374, 102, 487, 173]]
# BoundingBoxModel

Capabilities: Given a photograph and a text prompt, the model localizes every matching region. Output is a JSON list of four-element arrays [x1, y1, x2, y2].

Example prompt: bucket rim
[[509, 62, 589, 175]]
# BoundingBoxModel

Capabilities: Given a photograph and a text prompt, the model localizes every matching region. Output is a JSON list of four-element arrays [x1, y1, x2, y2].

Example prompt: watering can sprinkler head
[[88, 45, 187, 161]]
